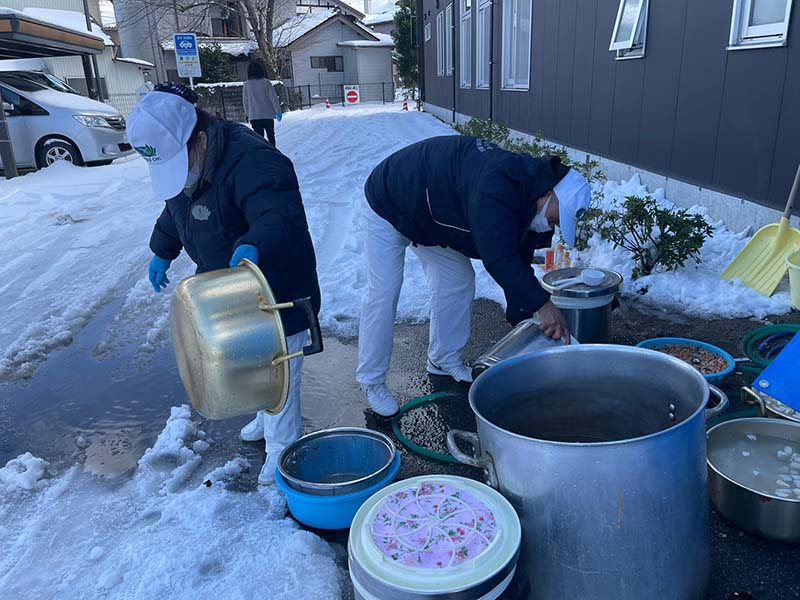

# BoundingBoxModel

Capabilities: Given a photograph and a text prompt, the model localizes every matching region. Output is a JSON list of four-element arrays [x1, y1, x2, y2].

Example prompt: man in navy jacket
[[129, 84, 320, 484], [358, 135, 590, 416]]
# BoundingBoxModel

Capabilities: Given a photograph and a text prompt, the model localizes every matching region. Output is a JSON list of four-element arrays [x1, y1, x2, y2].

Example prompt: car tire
[[35, 139, 83, 169]]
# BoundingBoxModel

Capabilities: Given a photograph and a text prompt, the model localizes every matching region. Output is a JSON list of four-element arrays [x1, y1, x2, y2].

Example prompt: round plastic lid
[[349, 475, 521, 594]]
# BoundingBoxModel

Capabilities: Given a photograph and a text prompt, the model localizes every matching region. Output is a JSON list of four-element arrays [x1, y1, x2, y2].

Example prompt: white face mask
[[530, 194, 553, 233], [183, 148, 201, 194]]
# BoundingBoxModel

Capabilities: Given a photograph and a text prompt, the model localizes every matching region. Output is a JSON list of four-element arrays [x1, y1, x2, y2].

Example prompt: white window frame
[[476, 0, 492, 88], [501, 0, 532, 90], [425, 22, 432, 42], [437, 12, 445, 75], [613, 0, 649, 60], [609, 0, 646, 51], [445, 4, 454, 75], [729, 0, 794, 49], [460, 0, 472, 88]]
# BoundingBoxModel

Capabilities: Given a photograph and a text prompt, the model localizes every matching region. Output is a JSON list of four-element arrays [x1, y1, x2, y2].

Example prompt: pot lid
[[541, 267, 623, 298], [349, 476, 520, 594]]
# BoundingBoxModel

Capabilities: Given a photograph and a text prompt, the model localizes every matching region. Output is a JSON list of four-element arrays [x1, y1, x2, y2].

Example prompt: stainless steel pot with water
[[448, 345, 717, 600], [170, 259, 323, 420]]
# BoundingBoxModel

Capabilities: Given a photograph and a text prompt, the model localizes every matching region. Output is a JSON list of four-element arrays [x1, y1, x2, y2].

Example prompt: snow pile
[[0, 453, 50, 493], [0, 407, 348, 599], [577, 175, 794, 319], [0, 159, 164, 381]]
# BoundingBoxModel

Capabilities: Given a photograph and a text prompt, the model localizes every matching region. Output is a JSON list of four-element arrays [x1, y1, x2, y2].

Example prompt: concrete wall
[[420, 0, 800, 217]]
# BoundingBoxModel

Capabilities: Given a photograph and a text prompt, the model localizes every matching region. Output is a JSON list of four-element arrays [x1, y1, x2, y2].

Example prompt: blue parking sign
[[173, 33, 202, 78]]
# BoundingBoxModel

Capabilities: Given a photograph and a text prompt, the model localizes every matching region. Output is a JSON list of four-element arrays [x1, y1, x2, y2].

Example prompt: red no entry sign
[[344, 85, 360, 104]]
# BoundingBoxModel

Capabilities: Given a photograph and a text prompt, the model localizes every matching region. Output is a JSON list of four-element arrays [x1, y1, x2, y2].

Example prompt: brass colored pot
[[170, 259, 322, 420]]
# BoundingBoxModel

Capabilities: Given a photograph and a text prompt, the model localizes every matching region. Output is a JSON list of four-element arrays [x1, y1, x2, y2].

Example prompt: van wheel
[[35, 139, 83, 168]]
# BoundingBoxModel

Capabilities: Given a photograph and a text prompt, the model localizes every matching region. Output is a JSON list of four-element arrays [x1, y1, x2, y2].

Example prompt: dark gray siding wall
[[420, 0, 455, 113], [421, 0, 800, 213]]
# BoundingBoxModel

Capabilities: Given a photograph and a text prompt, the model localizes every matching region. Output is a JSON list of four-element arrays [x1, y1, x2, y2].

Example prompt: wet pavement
[[2, 295, 800, 599]]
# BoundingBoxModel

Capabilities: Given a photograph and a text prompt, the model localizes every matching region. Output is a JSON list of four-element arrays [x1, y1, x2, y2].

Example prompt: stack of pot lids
[[541, 267, 623, 298], [348, 475, 521, 600]]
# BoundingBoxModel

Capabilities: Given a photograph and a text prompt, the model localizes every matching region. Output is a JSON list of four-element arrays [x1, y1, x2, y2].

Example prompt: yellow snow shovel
[[722, 164, 800, 296]]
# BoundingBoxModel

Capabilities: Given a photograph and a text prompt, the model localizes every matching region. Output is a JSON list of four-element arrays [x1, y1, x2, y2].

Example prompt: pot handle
[[705, 385, 729, 420], [741, 386, 768, 416], [259, 297, 324, 366], [446, 429, 499, 489]]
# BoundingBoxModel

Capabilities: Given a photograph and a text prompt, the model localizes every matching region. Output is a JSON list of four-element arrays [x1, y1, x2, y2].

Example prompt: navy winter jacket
[[365, 135, 569, 324], [150, 117, 320, 337]]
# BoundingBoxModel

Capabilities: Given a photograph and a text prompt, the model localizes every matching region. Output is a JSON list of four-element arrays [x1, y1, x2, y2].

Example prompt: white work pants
[[356, 203, 475, 385], [264, 330, 307, 457]]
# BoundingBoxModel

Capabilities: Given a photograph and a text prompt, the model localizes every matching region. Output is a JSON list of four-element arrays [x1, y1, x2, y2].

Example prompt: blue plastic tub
[[636, 337, 735, 383], [275, 453, 401, 530]]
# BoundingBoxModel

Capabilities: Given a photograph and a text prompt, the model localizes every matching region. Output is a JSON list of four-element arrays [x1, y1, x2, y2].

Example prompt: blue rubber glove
[[230, 244, 259, 268], [148, 255, 171, 293], [275, 112, 283, 122]]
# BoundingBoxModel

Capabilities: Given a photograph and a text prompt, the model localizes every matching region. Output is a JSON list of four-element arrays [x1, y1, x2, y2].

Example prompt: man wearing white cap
[[357, 135, 591, 417], [128, 83, 321, 484]]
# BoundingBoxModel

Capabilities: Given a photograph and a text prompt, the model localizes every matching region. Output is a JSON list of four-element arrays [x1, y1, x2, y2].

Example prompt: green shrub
[[454, 118, 603, 188], [596, 195, 713, 279]]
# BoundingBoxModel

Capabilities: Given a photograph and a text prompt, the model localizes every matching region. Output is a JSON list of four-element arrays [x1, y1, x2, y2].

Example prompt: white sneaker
[[427, 360, 473, 383], [258, 454, 278, 485], [360, 383, 400, 417], [240, 411, 266, 442]]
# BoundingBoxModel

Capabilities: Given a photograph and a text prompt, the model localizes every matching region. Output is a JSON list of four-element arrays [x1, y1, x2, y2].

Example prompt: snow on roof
[[337, 39, 393, 47], [114, 56, 154, 68], [161, 37, 258, 57], [363, 12, 394, 25], [99, 0, 116, 28], [0, 58, 48, 72], [273, 10, 337, 47], [20, 8, 113, 46]]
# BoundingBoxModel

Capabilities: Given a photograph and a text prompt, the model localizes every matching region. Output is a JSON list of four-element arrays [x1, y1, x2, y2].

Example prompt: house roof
[[0, 8, 105, 58], [274, 10, 379, 48], [114, 56, 154, 68], [337, 32, 393, 48], [19, 8, 113, 46], [160, 37, 259, 57], [363, 12, 394, 26]]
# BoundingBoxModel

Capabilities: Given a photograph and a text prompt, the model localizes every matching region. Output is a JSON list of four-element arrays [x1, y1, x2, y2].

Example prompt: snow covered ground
[[0, 102, 795, 600]]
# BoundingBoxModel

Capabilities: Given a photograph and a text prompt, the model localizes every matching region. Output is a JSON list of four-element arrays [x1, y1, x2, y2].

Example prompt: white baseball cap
[[553, 168, 591, 247], [128, 90, 198, 201]]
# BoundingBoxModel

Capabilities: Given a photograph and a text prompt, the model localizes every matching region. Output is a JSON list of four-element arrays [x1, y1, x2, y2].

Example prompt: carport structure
[[0, 9, 104, 178]]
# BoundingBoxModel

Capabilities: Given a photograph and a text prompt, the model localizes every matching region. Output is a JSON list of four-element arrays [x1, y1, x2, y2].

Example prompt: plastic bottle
[[544, 248, 555, 271], [563, 250, 572, 269], [555, 242, 564, 270]]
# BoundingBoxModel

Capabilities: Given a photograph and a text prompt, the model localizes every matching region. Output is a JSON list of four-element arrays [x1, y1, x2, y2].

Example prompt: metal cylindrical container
[[278, 428, 397, 496], [170, 259, 322, 420], [540, 267, 623, 343], [449, 345, 711, 600], [472, 319, 577, 379], [349, 476, 521, 600], [707, 418, 800, 542]]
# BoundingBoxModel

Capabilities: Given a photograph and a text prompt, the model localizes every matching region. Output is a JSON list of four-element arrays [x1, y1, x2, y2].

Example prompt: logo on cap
[[134, 144, 161, 162]]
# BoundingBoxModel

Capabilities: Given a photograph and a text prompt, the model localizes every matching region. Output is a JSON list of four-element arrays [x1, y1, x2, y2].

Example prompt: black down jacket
[[150, 117, 320, 337], [365, 135, 569, 323]]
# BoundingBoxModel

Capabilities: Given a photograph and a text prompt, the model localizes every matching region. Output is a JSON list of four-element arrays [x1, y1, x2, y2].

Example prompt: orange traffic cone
[[325, 97, 331, 109], [402, 96, 408, 111]]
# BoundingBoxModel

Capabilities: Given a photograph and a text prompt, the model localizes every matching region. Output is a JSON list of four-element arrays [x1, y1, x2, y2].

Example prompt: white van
[[0, 71, 134, 170]]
